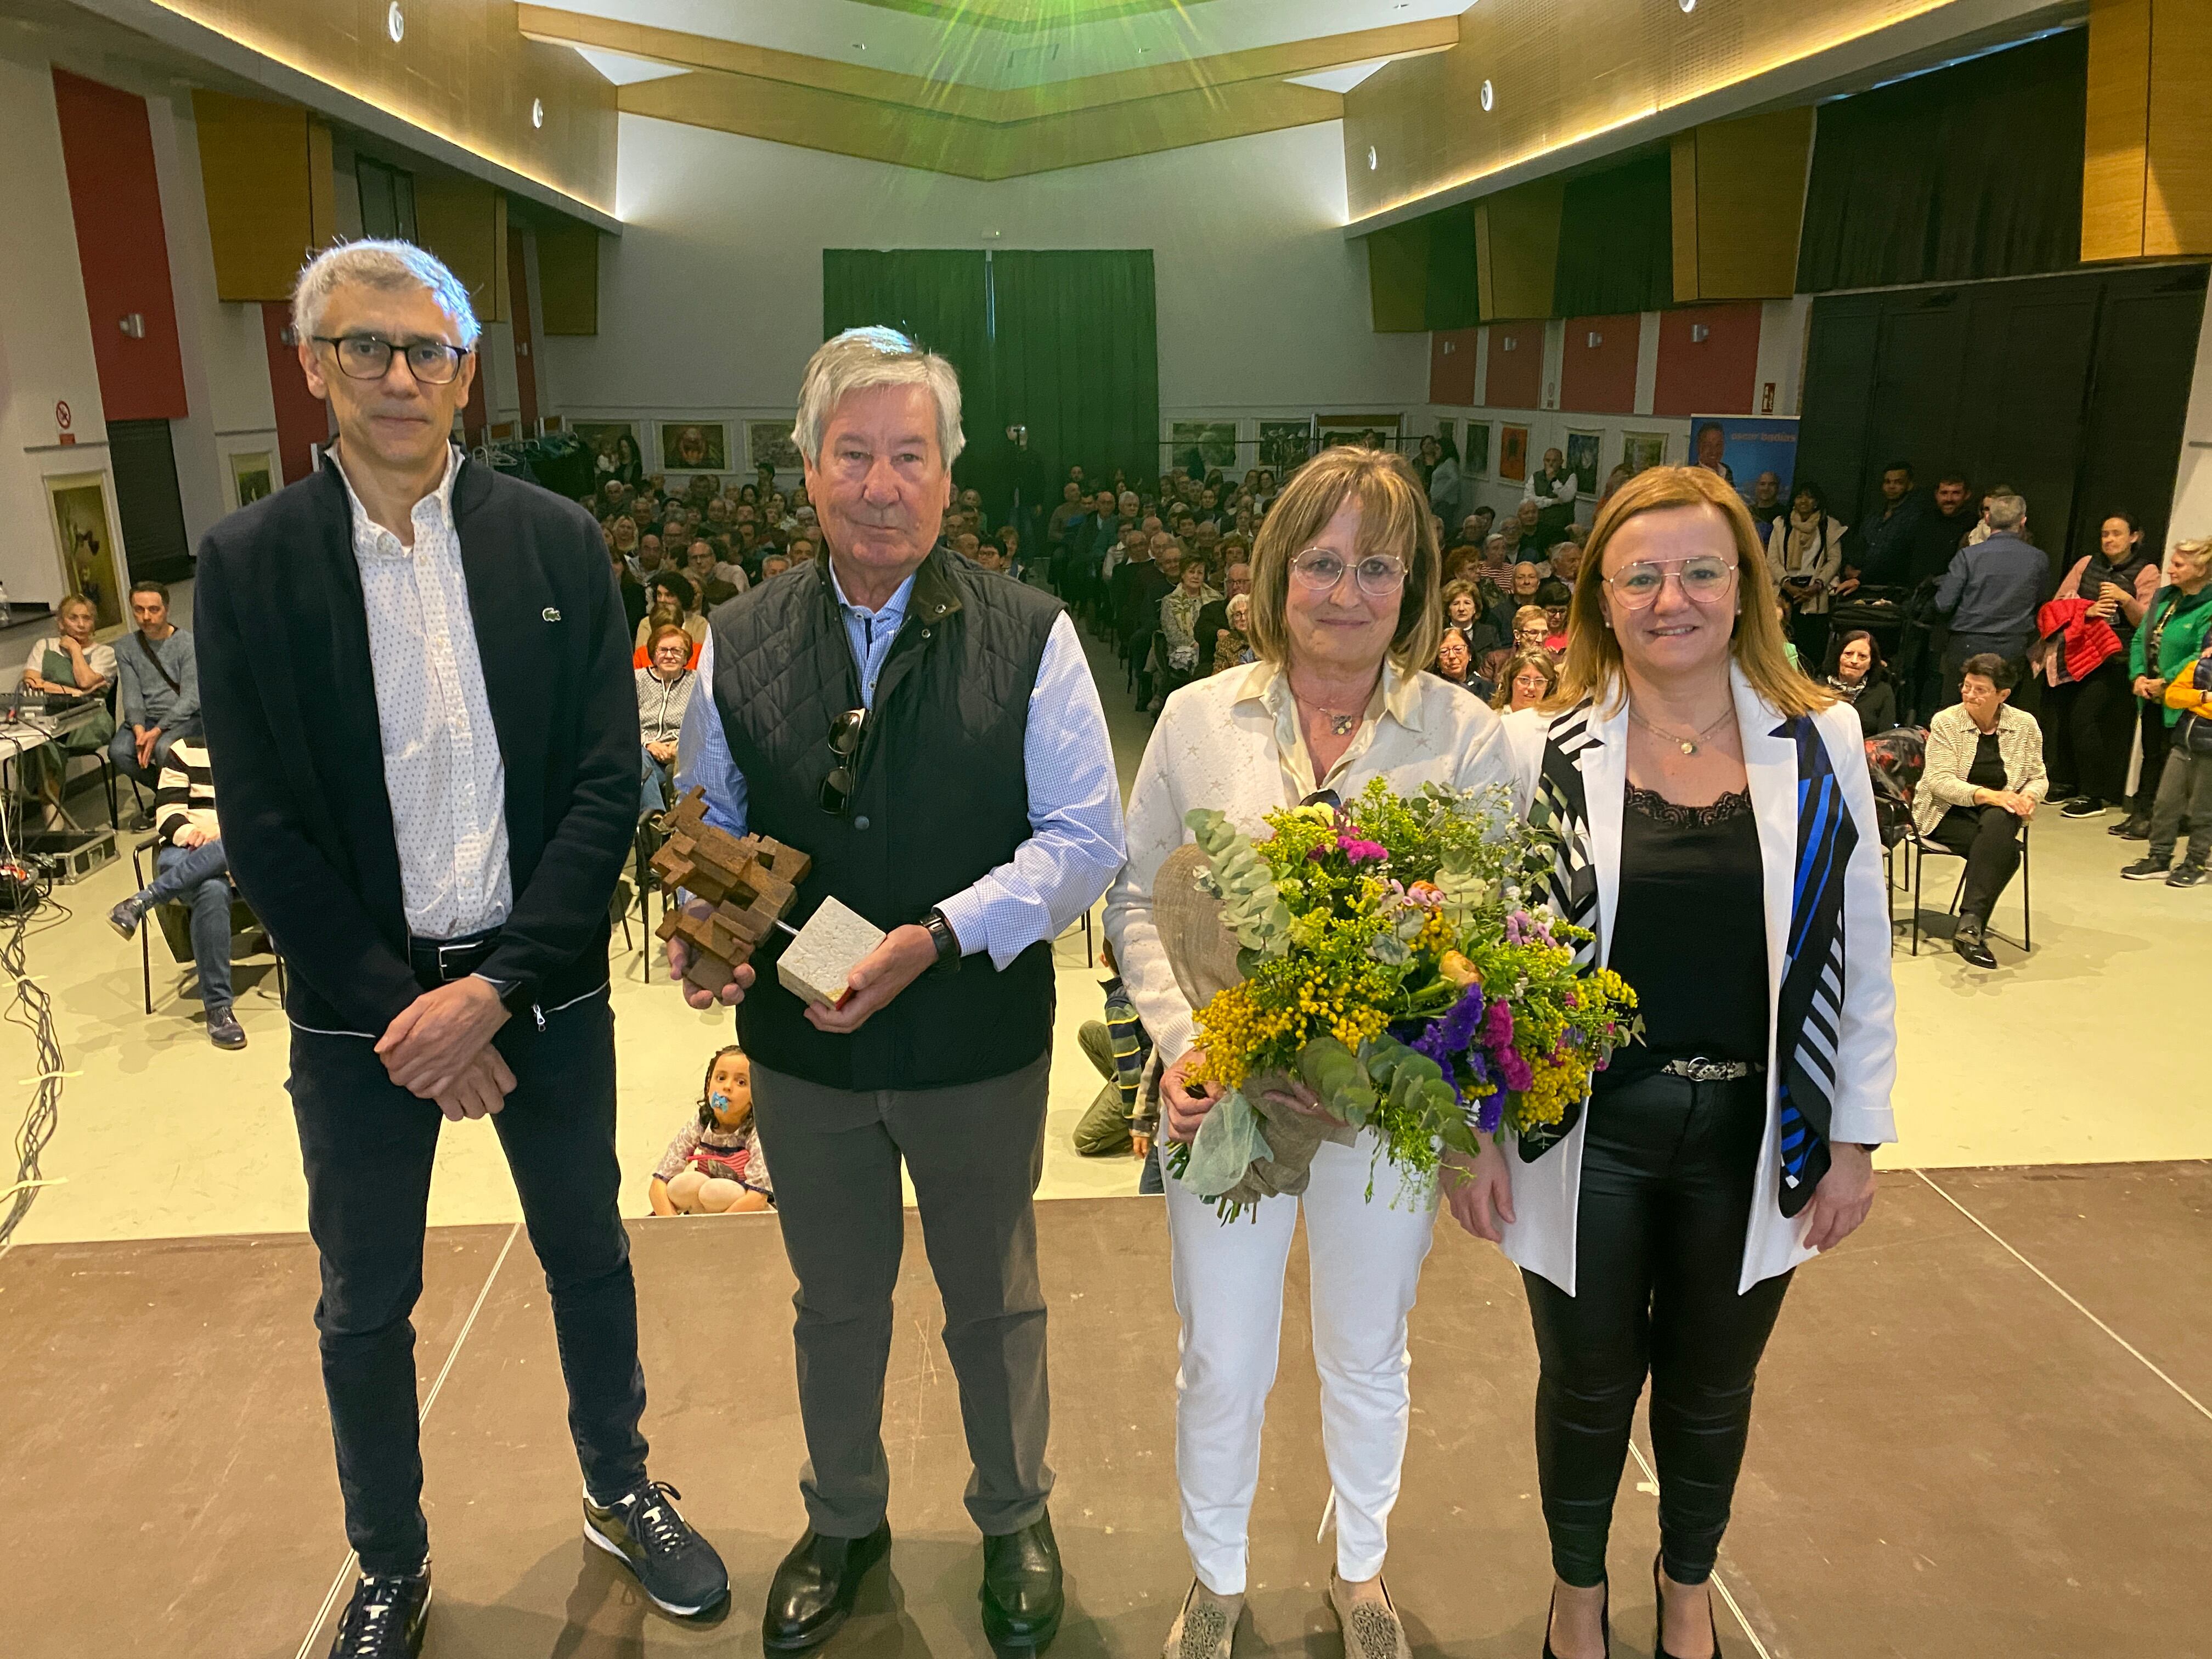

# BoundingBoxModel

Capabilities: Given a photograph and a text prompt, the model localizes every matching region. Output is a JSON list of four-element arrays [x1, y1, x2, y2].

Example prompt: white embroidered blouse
[[1104, 659, 1513, 1069]]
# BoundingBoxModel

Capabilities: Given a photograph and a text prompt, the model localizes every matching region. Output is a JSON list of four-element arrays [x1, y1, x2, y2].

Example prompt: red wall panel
[[50, 69, 188, 422], [1559, 313, 1640, 415], [1484, 321, 1544, 410], [262, 303, 329, 486], [1429, 328, 1480, 405], [1653, 303, 1762, 417]]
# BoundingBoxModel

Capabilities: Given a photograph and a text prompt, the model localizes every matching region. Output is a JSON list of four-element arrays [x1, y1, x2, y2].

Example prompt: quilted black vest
[[707, 551, 1062, 1091]]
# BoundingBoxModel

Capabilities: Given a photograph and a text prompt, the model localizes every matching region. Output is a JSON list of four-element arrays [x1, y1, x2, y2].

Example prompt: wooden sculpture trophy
[[651, 788, 885, 1009]]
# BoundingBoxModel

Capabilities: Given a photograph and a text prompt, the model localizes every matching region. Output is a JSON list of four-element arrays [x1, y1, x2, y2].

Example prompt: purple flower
[[1338, 834, 1388, 865], [1410, 984, 1488, 1105], [1473, 1093, 1505, 1135]]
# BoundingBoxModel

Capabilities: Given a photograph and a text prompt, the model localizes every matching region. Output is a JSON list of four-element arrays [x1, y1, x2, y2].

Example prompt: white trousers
[[1165, 1132, 1439, 1594]]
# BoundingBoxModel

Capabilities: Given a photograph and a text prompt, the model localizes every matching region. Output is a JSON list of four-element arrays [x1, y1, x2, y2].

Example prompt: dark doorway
[[107, 417, 193, 583], [1796, 262, 2208, 579]]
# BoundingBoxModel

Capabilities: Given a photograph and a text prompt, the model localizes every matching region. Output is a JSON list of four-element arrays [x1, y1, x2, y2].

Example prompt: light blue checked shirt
[[677, 562, 1125, 969]]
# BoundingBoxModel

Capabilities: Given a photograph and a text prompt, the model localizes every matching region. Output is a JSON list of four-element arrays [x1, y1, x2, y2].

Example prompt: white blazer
[[1497, 666, 1899, 1294]]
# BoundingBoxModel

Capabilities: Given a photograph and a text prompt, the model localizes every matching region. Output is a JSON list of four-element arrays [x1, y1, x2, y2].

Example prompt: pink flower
[[1481, 998, 1515, 1049], [1337, 835, 1388, 865]]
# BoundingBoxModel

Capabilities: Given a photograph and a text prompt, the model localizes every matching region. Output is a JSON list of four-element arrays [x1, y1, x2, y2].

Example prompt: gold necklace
[[1628, 702, 1735, 757]]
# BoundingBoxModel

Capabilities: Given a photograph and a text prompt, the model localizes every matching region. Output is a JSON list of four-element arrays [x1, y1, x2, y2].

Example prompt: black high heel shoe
[[1541, 1578, 1609, 1659], [1651, 1553, 1720, 1659]]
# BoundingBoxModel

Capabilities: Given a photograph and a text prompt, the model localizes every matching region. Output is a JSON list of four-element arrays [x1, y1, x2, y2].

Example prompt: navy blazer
[[194, 454, 637, 1036]]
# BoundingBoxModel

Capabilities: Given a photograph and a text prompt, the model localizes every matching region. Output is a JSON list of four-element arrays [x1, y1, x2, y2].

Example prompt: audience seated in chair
[[1824, 629, 1900, 736], [636, 625, 697, 816], [1913, 653, 2047, 969], [20, 592, 118, 823], [106, 738, 247, 1049], [109, 580, 200, 795]]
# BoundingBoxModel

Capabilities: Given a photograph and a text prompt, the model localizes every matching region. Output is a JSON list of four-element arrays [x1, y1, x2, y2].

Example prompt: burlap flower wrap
[[1153, 841, 1355, 1210]]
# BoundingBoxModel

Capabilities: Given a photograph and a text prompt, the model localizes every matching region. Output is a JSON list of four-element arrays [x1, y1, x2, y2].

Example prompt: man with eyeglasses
[[670, 326, 1124, 1655], [194, 240, 727, 1657]]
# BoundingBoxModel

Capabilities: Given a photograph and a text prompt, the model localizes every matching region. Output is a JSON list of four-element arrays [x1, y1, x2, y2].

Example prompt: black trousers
[[2041, 658, 2134, 803], [1523, 1073, 1791, 1590], [2128, 697, 2172, 827], [1929, 804, 2022, 926], [289, 985, 647, 1575]]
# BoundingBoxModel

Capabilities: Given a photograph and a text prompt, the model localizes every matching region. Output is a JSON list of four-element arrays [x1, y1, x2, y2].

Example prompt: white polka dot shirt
[[332, 445, 514, 941]]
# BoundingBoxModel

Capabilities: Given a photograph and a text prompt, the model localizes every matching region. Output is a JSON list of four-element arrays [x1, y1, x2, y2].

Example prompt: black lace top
[[1602, 785, 1770, 1086]]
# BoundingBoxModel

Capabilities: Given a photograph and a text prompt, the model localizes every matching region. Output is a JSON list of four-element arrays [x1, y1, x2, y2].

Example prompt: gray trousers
[[2148, 733, 2212, 867], [752, 1051, 1054, 1539]]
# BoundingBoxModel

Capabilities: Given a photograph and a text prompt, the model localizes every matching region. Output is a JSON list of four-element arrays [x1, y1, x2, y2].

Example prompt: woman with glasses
[[1107, 447, 1515, 1659], [1483, 467, 1895, 1659]]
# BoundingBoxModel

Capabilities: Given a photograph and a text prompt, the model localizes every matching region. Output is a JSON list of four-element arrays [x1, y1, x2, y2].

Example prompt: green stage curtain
[[988, 250, 1159, 492], [821, 248, 1000, 450], [821, 248, 1159, 498], [1554, 153, 1673, 316], [1797, 29, 2086, 293]]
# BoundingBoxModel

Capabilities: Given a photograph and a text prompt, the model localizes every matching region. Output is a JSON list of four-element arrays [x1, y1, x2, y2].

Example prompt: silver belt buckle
[[1662, 1056, 1751, 1082], [436, 939, 484, 978]]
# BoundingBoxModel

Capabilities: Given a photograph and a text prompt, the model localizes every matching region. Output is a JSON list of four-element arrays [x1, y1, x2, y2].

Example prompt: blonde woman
[[1489, 646, 1559, 713], [1107, 447, 1514, 1659], [1486, 468, 1896, 1659]]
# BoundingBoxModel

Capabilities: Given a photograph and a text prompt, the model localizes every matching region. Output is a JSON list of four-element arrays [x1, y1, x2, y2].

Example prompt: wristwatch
[[922, 908, 962, 972]]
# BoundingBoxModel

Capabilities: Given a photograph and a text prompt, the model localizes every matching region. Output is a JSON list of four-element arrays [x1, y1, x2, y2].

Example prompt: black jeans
[[1929, 804, 2022, 927], [288, 984, 646, 1574], [2128, 698, 2172, 827], [1523, 1072, 1790, 1589], [2041, 657, 2134, 803]]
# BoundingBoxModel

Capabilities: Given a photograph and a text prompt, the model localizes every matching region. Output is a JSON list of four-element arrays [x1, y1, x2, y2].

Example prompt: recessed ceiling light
[[852, 41, 867, 50], [1480, 79, 1494, 111], [1367, 146, 1379, 171], [1680, 0, 1697, 11], [386, 3, 403, 43], [531, 98, 544, 128]]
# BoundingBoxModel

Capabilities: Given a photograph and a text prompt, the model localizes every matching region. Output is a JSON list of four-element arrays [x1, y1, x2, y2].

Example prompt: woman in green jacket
[[2119, 539, 2212, 840]]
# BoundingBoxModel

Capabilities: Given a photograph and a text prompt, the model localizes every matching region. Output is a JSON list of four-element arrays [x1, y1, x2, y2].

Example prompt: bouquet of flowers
[[1165, 777, 1641, 1219]]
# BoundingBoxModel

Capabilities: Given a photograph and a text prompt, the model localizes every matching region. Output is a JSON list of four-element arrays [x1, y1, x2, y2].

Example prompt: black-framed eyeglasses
[[819, 707, 867, 816], [313, 333, 470, 385]]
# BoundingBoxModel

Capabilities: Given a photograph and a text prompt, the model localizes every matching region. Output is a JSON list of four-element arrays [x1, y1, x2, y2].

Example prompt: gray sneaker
[[206, 1008, 247, 1049], [108, 897, 143, 939], [2168, 862, 2209, 889]]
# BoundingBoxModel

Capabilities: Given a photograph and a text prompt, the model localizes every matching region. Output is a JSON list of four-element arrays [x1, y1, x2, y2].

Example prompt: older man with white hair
[[195, 240, 727, 1657], [673, 327, 1122, 1653]]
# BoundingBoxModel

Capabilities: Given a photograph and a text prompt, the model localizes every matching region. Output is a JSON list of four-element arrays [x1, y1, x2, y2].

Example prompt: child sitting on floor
[[648, 1045, 773, 1215]]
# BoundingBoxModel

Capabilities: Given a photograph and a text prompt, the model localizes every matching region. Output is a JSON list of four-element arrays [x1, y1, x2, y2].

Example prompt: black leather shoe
[[763, 1523, 892, 1651], [1951, 920, 1997, 969], [980, 1510, 1063, 1650]]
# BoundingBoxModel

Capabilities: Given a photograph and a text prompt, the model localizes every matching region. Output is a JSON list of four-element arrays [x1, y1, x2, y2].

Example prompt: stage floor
[[4, 1165, 2207, 1659]]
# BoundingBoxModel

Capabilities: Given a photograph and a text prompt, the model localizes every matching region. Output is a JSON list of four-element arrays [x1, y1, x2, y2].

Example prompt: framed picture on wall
[[1169, 421, 1239, 477], [1257, 419, 1312, 473], [1316, 413, 1401, 452], [1499, 423, 1530, 483], [1564, 431, 1602, 498], [227, 449, 275, 510], [1464, 420, 1491, 478], [747, 420, 804, 475], [659, 420, 729, 473], [44, 471, 127, 630], [1622, 430, 1668, 476]]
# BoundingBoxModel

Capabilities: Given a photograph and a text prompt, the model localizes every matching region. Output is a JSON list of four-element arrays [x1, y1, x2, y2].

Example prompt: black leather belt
[[409, 928, 500, 985]]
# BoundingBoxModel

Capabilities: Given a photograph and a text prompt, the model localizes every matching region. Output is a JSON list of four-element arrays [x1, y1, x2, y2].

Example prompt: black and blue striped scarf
[[1522, 703, 1854, 1216]]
